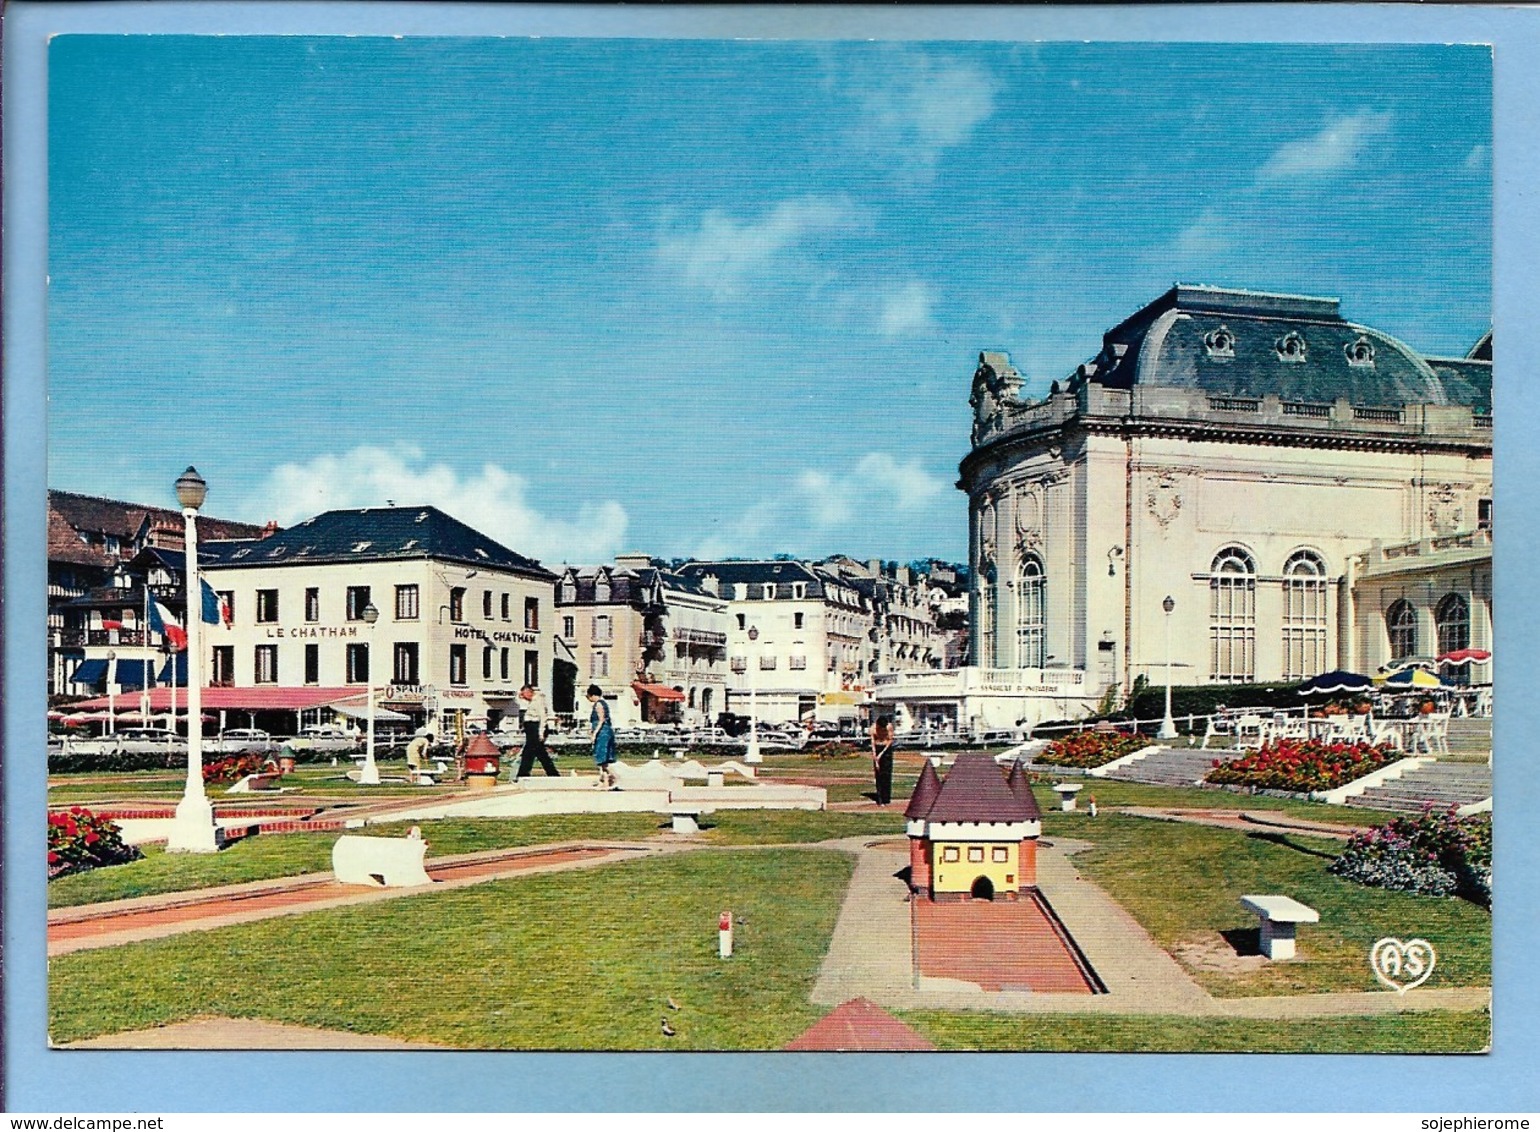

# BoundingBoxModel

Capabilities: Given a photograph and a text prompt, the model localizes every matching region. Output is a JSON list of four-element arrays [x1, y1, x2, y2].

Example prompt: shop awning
[[111, 659, 155, 689], [72, 686, 366, 713], [633, 682, 686, 702], [158, 653, 189, 687], [330, 701, 412, 723], [69, 659, 109, 685]]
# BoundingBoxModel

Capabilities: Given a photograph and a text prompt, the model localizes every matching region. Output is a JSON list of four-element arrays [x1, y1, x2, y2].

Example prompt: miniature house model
[[905, 753, 1042, 901]]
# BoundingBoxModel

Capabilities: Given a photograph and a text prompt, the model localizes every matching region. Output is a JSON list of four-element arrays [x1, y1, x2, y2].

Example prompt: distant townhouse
[[47, 489, 270, 696], [200, 506, 557, 736], [819, 557, 941, 680], [554, 554, 730, 725], [674, 560, 873, 725]]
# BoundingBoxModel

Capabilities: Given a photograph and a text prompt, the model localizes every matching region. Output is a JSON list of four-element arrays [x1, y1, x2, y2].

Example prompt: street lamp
[[360, 602, 381, 785], [106, 650, 117, 735], [745, 625, 762, 764], [1158, 595, 1178, 740], [167, 466, 218, 853]]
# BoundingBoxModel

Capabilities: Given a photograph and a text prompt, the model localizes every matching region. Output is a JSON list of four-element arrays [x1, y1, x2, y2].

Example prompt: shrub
[[1035, 729, 1147, 769], [1330, 807, 1492, 905], [48, 806, 142, 879], [203, 752, 270, 785], [1205, 738, 1400, 793]]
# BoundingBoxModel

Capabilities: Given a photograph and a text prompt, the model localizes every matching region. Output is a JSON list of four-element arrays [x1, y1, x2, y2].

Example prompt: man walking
[[513, 683, 559, 779]]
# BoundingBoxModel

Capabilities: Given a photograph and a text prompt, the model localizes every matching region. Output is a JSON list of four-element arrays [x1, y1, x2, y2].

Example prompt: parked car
[[291, 725, 360, 753], [209, 728, 277, 753]]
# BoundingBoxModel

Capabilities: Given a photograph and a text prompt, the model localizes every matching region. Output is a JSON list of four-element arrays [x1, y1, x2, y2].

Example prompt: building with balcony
[[48, 490, 270, 696], [199, 505, 557, 735], [877, 285, 1492, 732], [554, 554, 731, 725], [674, 560, 874, 725]]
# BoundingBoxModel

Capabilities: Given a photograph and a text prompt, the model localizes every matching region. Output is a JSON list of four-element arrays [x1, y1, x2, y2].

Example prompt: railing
[[1281, 401, 1332, 419], [88, 630, 147, 646], [1353, 406, 1404, 424], [1208, 396, 1262, 413], [53, 629, 87, 648]]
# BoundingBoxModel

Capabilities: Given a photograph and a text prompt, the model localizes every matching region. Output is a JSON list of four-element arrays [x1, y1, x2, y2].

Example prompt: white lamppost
[[106, 650, 117, 735], [745, 625, 762, 764], [167, 466, 218, 853], [360, 602, 381, 785], [1158, 595, 1178, 740]]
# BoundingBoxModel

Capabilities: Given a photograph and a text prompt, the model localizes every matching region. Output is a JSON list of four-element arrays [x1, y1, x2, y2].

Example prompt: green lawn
[[49, 849, 853, 1049], [1043, 777, 1406, 827], [699, 808, 905, 845], [900, 1008, 1489, 1053], [47, 813, 664, 908], [1048, 811, 1491, 997]]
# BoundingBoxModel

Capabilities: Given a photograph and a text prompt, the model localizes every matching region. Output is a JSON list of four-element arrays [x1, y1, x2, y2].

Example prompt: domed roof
[[1079, 286, 1487, 409]]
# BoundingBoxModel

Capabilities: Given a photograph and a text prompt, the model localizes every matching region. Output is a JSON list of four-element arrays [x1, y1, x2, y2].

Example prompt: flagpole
[[142, 581, 153, 723]]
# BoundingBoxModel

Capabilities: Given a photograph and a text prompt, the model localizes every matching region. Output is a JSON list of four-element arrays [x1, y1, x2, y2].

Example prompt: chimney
[[614, 552, 652, 571], [261, 520, 279, 539], [867, 558, 882, 577], [700, 574, 719, 597]]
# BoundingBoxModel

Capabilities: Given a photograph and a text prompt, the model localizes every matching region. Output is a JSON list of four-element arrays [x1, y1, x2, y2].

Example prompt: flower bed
[[1204, 737, 1400, 793], [48, 806, 142, 879], [203, 752, 270, 786], [1034, 729, 1147, 769], [1329, 806, 1491, 905]]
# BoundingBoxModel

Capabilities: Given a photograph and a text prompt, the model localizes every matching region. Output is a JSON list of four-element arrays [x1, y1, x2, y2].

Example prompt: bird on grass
[[666, 997, 681, 1012], [661, 1018, 676, 1037]]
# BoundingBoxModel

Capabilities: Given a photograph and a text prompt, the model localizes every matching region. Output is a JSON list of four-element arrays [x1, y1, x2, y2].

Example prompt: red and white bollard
[[718, 910, 733, 959]]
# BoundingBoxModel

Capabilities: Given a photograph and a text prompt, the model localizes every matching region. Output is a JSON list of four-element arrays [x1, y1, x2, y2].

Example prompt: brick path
[[913, 894, 1095, 993]]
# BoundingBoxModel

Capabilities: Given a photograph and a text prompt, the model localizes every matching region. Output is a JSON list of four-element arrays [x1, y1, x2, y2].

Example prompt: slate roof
[[912, 753, 1039, 824], [201, 506, 554, 578], [676, 560, 841, 602], [905, 758, 943, 820], [1071, 285, 1486, 409], [557, 563, 723, 606], [48, 490, 267, 567]]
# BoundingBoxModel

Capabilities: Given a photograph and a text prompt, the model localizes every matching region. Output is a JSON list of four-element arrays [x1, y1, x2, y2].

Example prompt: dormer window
[[1203, 326, 1236, 359], [1276, 331, 1307, 363], [1345, 336, 1376, 367]]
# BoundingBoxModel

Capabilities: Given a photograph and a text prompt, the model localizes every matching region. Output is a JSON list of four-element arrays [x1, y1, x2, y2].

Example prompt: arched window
[[1016, 555, 1046, 669], [1281, 551, 1328, 680], [1386, 599, 1417, 661], [1209, 547, 1256, 683], [1436, 594, 1471, 685]]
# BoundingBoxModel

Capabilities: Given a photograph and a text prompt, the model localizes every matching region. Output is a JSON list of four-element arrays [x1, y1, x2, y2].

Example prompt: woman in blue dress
[[587, 684, 619, 789]]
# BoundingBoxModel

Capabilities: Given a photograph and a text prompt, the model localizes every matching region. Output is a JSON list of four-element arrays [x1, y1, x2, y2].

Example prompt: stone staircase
[[1443, 716, 1493, 763], [1343, 760, 1492, 814], [1097, 745, 1246, 788]]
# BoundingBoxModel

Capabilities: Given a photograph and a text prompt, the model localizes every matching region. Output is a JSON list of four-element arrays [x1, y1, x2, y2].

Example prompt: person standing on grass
[[587, 684, 619, 789], [513, 683, 559, 779], [405, 731, 433, 778], [870, 714, 895, 806]]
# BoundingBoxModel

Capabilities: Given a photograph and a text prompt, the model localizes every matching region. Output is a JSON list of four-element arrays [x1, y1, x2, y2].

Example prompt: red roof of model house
[[910, 753, 1040, 824], [783, 998, 936, 1051]]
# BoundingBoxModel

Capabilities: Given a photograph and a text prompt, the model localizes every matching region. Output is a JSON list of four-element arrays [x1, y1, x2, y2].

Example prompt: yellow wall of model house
[[931, 840, 1019, 894]]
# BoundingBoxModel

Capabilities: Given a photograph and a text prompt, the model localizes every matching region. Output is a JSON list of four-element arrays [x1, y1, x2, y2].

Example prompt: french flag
[[200, 578, 232, 628], [146, 600, 187, 651]]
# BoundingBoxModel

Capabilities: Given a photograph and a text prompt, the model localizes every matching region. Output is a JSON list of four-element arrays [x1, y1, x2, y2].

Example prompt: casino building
[[200, 506, 558, 735], [875, 285, 1492, 731]]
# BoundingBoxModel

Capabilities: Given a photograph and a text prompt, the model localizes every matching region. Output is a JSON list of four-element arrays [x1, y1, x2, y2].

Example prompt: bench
[[332, 833, 434, 887], [1240, 894, 1319, 959], [666, 804, 708, 835]]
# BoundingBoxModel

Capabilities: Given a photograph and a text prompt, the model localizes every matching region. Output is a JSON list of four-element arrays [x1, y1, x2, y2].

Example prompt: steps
[[1344, 761, 1492, 814], [1443, 717, 1493, 762], [1098, 746, 1245, 788]]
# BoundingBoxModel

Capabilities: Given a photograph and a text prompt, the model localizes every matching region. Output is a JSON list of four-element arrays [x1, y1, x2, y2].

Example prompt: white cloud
[[1173, 205, 1233, 258], [248, 445, 628, 564], [848, 52, 998, 180], [1255, 109, 1393, 184], [689, 452, 949, 560], [879, 280, 937, 337], [656, 195, 861, 300]]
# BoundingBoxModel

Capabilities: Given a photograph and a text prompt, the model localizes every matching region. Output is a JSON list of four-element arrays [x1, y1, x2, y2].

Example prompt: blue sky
[[47, 37, 1491, 566]]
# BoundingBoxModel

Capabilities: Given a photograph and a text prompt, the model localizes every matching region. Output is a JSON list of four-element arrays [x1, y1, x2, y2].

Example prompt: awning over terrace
[[71, 686, 367, 713], [632, 682, 685, 702]]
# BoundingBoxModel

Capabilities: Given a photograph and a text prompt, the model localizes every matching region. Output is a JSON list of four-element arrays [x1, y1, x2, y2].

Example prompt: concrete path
[[808, 836, 1488, 1019]]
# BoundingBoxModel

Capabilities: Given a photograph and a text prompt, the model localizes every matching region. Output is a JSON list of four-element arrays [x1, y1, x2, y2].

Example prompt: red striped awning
[[632, 682, 685, 702]]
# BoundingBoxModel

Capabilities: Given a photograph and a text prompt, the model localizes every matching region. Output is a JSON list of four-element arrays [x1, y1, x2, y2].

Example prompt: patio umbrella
[[1437, 648, 1491, 668], [1374, 667, 1448, 688], [1295, 670, 1373, 696]]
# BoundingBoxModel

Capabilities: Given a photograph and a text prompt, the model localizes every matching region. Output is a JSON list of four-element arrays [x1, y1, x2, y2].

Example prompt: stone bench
[[666, 803, 709, 834], [1240, 894, 1319, 960], [332, 834, 434, 888]]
